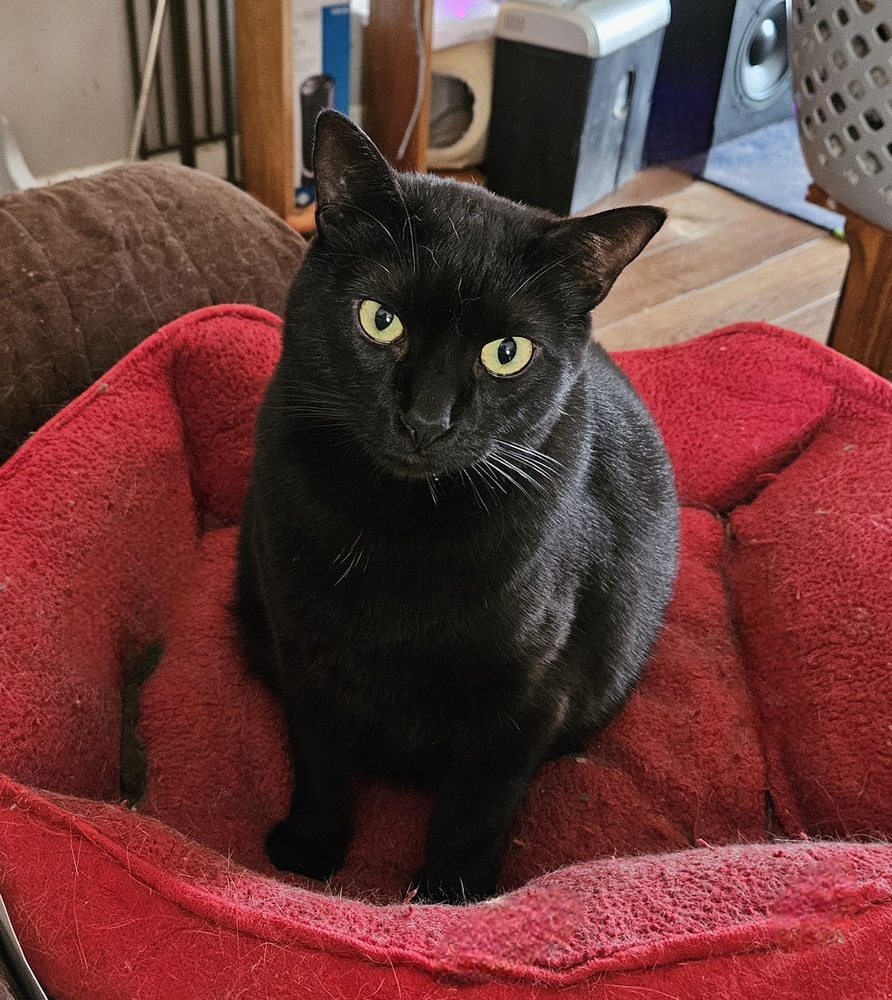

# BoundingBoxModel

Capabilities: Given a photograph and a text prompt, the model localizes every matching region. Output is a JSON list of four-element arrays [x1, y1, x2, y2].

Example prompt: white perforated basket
[[791, 0, 892, 228]]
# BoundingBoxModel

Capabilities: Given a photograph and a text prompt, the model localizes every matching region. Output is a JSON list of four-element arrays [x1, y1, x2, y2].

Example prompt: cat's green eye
[[358, 299, 404, 344], [480, 337, 534, 377]]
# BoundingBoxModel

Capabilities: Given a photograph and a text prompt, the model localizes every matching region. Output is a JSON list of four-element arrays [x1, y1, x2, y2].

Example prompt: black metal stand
[[168, 0, 196, 168]]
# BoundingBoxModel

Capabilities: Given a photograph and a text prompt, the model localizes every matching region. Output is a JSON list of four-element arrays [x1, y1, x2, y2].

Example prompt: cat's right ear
[[312, 110, 402, 236], [543, 205, 666, 310]]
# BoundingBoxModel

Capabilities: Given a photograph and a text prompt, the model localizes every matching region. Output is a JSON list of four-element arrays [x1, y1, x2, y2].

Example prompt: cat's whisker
[[517, 459, 555, 481], [335, 531, 364, 565], [333, 543, 365, 586], [460, 467, 490, 516], [426, 475, 439, 506], [265, 404, 352, 418], [274, 382, 358, 404], [487, 451, 545, 499], [498, 706, 522, 733], [491, 442, 562, 494], [491, 465, 536, 501], [333, 531, 367, 585], [470, 469, 492, 515], [268, 392, 352, 404], [422, 244, 441, 271], [474, 458, 508, 495], [482, 455, 536, 501], [495, 450, 556, 481], [260, 412, 355, 436], [510, 458, 557, 486], [404, 218, 419, 276], [392, 181, 419, 275], [494, 439, 566, 473]]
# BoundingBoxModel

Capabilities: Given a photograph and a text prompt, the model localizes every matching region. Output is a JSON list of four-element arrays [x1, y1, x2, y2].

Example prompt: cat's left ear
[[544, 206, 666, 308], [312, 110, 403, 236]]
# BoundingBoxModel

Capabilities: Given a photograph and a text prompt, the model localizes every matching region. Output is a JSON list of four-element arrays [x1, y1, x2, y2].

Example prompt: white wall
[[1, 1, 134, 177]]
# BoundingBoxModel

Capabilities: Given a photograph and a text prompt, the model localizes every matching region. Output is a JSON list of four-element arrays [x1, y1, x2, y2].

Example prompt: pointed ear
[[313, 110, 402, 234], [544, 206, 666, 308]]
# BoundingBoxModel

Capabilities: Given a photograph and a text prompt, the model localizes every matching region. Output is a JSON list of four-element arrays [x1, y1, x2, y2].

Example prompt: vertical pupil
[[498, 338, 517, 365], [375, 307, 393, 331]]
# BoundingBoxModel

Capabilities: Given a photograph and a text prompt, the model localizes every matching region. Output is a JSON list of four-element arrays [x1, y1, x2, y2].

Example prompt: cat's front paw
[[412, 866, 497, 905], [265, 820, 350, 881]]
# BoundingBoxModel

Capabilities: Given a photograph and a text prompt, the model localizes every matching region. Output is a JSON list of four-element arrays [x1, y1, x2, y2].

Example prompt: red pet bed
[[1, 305, 891, 999]]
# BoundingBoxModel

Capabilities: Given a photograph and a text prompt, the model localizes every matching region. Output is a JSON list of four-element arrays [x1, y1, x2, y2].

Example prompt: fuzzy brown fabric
[[0, 163, 306, 463]]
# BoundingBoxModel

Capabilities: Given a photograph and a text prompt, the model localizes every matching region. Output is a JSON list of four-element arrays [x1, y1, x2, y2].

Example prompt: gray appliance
[[486, 0, 671, 214]]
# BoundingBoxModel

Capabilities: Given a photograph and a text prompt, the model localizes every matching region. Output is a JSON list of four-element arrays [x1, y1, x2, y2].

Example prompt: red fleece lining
[[1, 306, 891, 999], [3, 779, 891, 984]]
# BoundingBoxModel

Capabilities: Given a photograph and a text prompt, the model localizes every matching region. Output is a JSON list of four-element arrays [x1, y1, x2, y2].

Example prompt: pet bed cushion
[[1, 305, 890, 1000]]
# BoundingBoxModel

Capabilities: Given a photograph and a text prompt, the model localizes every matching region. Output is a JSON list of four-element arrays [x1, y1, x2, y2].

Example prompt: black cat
[[235, 111, 679, 905]]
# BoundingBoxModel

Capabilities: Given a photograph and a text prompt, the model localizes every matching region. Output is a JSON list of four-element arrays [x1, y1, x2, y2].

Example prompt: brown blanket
[[0, 162, 306, 463]]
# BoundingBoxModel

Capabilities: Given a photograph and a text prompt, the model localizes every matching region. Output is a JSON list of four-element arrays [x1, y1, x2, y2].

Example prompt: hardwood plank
[[287, 205, 317, 236], [594, 237, 849, 352], [235, 0, 293, 218], [771, 293, 839, 343], [582, 174, 713, 259], [582, 167, 695, 214], [588, 177, 775, 259], [595, 182, 828, 326]]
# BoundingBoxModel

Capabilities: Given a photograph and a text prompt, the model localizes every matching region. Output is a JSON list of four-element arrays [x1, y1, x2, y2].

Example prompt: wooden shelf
[[287, 205, 317, 236]]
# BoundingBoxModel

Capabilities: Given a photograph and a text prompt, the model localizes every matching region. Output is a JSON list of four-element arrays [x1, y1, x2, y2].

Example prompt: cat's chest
[[287, 523, 585, 669], [261, 454, 597, 659]]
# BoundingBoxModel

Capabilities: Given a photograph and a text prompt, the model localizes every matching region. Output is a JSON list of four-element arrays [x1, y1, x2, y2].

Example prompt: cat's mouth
[[384, 453, 450, 480], [379, 448, 457, 480]]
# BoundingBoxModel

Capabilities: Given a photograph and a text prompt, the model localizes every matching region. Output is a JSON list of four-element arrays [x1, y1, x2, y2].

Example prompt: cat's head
[[278, 111, 664, 482]]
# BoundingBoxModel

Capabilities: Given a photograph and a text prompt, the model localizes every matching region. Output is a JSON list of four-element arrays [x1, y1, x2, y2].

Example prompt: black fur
[[235, 111, 679, 904]]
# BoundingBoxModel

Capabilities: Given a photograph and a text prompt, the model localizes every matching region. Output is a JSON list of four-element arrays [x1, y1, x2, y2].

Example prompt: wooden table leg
[[808, 183, 892, 381], [362, 0, 433, 172], [234, 0, 295, 220]]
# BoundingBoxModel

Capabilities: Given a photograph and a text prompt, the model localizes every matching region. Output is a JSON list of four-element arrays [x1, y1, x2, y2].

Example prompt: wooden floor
[[583, 168, 850, 353]]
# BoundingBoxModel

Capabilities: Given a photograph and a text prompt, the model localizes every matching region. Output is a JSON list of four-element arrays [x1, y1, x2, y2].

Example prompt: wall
[[1, 1, 134, 178]]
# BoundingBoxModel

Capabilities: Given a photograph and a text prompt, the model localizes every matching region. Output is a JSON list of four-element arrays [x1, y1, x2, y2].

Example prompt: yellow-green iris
[[480, 336, 534, 377], [358, 299, 404, 343]]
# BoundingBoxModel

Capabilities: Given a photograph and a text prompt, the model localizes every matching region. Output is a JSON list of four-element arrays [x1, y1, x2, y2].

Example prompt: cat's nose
[[400, 407, 452, 449]]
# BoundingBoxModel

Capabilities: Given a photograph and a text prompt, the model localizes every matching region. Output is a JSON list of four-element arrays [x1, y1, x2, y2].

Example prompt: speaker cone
[[738, 0, 790, 105]]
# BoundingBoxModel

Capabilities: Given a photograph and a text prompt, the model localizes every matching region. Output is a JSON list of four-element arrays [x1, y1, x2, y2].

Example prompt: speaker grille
[[739, 1, 791, 103]]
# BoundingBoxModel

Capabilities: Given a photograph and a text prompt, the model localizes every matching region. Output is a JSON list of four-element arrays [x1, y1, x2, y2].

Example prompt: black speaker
[[296, 74, 335, 205], [645, 0, 793, 168]]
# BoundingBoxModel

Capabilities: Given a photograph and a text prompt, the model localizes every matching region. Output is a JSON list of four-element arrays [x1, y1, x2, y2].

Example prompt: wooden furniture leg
[[362, 0, 433, 172], [235, 0, 294, 220], [809, 184, 892, 381]]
